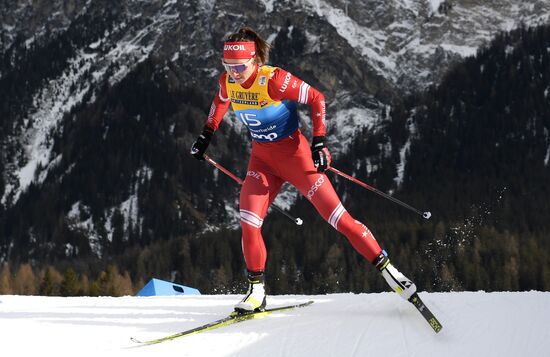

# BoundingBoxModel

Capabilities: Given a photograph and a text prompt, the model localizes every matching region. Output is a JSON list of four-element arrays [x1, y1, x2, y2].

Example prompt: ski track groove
[[350, 320, 368, 357], [398, 303, 412, 357], [330, 313, 345, 356], [345, 300, 363, 357], [278, 313, 291, 357]]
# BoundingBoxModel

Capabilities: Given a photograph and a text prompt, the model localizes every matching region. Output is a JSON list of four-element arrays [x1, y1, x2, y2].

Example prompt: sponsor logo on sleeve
[[279, 72, 292, 93]]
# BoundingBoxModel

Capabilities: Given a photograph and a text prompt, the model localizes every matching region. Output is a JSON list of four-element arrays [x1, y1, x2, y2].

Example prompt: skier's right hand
[[311, 136, 332, 172], [190, 128, 213, 160]]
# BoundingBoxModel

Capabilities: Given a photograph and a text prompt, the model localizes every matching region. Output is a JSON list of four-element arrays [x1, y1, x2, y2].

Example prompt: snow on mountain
[[1, 1, 180, 205], [1, 0, 550, 253], [301, 0, 397, 80], [2, 48, 95, 205], [3, 0, 548, 205], [0, 0, 87, 56], [297, 0, 550, 90], [1, 291, 549, 356]]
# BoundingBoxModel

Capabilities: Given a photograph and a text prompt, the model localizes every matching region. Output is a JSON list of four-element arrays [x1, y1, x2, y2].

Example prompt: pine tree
[[13, 264, 37, 295], [94, 264, 134, 296], [39, 266, 63, 296], [0, 263, 13, 294], [79, 274, 90, 296], [88, 278, 101, 296], [60, 268, 80, 296], [117, 270, 134, 296]]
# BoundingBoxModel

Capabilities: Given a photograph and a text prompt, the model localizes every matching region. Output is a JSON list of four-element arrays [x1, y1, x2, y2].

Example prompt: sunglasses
[[222, 58, 255, 73]]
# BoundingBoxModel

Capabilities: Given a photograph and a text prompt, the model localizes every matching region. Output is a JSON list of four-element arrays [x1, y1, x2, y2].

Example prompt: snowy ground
[[1, 291, 549, 356]]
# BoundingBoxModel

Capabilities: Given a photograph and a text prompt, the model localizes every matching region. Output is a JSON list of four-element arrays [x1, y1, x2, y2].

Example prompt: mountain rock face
[[0, 0, 548, 263]]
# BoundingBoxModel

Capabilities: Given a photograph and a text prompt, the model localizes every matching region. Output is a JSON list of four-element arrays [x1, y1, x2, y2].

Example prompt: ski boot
[[234, 271, 267, 314], [373, 251, 417, 301]]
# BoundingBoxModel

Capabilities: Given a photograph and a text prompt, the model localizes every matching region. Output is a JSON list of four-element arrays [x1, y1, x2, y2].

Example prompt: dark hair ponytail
[[226, 27, 271, 65]]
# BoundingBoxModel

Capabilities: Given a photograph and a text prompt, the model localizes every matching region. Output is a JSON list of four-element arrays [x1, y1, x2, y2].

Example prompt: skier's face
[[222, 57, 256, 83]]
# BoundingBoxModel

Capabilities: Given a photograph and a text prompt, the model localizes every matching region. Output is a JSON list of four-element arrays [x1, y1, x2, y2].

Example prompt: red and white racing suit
[[204, 65, 383, 272]]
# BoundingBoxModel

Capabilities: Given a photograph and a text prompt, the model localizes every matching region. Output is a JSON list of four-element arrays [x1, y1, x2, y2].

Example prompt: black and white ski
[[408, 293, 443, 333], [130, 300, 314, 345]]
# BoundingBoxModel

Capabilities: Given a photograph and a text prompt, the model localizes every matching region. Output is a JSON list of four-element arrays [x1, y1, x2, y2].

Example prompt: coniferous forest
[[1, 23, 550, 296]]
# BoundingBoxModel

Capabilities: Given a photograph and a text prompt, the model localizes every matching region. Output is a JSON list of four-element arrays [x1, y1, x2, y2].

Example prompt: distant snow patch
[[393, 114, 417, 188], [329, 105, 383, 155], [428, 0, 445, 14], [258, 0, 276, 13], [440, 43, 477, 58]]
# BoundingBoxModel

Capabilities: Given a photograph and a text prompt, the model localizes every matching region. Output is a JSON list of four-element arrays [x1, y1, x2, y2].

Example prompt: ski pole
[[327, 166, 431, 220], [203, 154, 303, 226]]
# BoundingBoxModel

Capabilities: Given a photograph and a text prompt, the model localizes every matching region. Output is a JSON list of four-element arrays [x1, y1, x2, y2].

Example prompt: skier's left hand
[[311, 136, 332, 172]]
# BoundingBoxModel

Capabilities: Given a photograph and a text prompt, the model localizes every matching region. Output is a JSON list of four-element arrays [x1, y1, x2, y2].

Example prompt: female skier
[[191, 27, 417, 313]]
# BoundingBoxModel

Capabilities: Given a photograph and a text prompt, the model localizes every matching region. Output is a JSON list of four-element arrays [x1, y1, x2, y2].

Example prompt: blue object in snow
[[136, 278, 201, 296]]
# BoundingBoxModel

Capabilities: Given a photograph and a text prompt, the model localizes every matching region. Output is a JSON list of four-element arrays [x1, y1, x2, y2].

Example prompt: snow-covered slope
[[1, 292, 549, 356]]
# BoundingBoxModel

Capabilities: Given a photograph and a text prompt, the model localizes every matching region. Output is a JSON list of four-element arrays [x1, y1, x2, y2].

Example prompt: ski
[[408, 293, 443, 333], [130, 300, 314, 345]]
